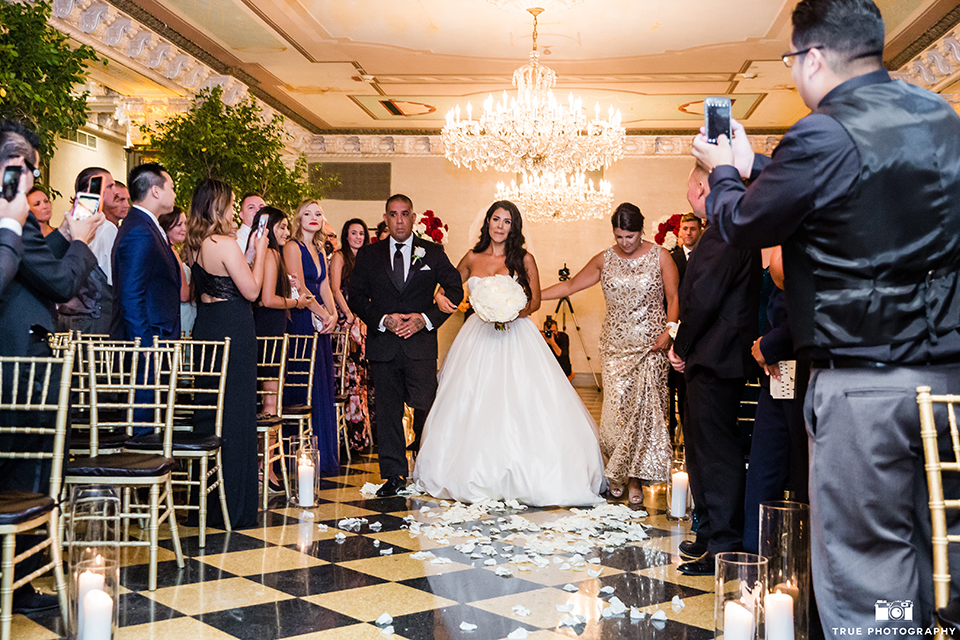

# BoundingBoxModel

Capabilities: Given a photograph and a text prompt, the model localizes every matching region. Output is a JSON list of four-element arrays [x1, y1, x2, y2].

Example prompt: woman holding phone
[[284, 199, 339, 476]]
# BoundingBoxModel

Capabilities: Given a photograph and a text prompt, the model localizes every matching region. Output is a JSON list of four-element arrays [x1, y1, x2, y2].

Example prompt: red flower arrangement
[[414, 209, 449, 244], [654, 213, 682, 249]]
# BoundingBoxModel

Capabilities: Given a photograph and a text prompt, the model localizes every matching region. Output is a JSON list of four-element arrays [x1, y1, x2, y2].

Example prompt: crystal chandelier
[[496, 171, 613, 223], [441, 8, 624, 180]]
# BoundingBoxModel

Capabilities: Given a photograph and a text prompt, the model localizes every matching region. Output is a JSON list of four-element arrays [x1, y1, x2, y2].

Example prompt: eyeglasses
[[781, 46, 821, 68], [23, 158, 41, 179]]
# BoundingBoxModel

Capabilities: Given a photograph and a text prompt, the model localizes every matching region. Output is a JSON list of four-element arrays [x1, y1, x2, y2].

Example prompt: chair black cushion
[[125, 432, 222, 452], [282, 404, 311, 416], [939, 597, 960, 630], [67, 453, 178, 478], [0, 491, 54, 526], [257, 415, 283, 428]]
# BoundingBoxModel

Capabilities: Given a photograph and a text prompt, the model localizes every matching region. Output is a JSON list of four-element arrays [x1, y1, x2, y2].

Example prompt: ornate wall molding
[[890, 24, 960, 95]]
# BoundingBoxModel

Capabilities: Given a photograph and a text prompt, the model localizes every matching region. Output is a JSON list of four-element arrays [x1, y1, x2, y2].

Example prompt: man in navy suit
[[349, 194, 463, 496], [111, 163, 180, 345]]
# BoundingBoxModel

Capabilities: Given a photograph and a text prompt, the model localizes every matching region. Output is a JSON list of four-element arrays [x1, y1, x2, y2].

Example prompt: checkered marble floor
[[15, 390, 713, 640]]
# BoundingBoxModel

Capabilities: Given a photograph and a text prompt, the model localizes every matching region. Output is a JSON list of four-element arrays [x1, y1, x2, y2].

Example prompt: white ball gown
[[413, 276, 606, 506]]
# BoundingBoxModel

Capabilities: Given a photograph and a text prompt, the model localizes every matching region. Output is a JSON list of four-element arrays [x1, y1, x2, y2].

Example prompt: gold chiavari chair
[[128, 338, 231, 548], [917, 386, 960, 627], [64, 342, 185, 591], [280, 333, 318, 446], [256, 336, 289, 509], [0, 346, 75, 640], [331, 327, 351, 463]]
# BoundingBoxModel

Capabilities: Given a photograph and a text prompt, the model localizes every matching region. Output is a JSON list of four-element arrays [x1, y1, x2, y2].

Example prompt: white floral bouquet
[[469, 275, 527, 330]]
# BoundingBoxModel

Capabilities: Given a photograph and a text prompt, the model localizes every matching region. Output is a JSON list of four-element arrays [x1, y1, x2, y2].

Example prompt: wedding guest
[[0, 157, 30, 294], [157, 206, 195, 335], [57, 167, 118, 335], [374, 221, 389, 242], [103, 180, 130, 226], [26, 186, 55, 236], [542, 202, 679, 506], [329, 218, 372, 451], [182, 178, 267, 528], [668, 212, 702, 438], [284, 199, 338, 476], [235, 192, 265, 251], [323, 221, 339, 257]]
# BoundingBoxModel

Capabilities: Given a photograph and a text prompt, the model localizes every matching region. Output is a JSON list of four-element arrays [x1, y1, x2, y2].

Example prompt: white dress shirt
[[236, 223, 252, 251], [0, 219, 22, 235], [87, 219, 118, 284], [378, 236, 432, 332], [683, 244, 693, 259]]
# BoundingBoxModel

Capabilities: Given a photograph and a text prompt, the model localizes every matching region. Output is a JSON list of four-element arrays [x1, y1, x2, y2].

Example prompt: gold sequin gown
[[599, 246, 671, 484]]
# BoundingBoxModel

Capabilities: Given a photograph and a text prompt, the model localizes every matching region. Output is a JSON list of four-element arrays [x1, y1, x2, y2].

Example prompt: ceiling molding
[[887, 4, 960, 70], [889, 22, 960, 94]]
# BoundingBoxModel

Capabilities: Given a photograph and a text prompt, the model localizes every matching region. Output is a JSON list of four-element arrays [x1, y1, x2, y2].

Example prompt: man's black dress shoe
[[679, 540, 707, 560], [13, 590, 60, 614], [678, 554, 715, 577], [376, 477, 406, 498]]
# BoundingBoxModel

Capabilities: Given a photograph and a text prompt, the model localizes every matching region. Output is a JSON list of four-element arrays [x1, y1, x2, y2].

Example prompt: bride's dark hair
[[472, 200, 530, 297]]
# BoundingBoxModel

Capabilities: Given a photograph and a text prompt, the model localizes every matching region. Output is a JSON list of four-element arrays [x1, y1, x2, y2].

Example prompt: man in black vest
[[693, 0, 960, 630]]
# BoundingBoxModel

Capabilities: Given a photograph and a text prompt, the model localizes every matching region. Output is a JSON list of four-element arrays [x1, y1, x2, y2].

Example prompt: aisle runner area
[[16, 391, 714, 640]]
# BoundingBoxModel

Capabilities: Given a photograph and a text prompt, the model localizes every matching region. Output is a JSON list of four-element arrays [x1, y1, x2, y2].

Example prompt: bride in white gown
[[413, 201, 605, 507]]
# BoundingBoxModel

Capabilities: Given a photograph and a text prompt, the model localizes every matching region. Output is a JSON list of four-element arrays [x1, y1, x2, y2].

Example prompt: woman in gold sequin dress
[[542, 203, 680, 506]]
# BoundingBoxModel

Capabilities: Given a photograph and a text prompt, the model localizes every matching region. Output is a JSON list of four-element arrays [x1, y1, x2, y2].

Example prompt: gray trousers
[[805, 363, 960, 632]]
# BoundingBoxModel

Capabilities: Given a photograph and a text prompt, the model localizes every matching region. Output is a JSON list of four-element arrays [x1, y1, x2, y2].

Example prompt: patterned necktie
[[392, 244, 405, 289]]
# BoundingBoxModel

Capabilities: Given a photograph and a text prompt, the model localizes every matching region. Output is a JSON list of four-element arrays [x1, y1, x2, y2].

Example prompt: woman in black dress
[[182, 179, 267, 528]]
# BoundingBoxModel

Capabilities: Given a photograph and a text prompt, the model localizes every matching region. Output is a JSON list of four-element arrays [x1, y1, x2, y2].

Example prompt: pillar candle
[[765, 590, 795, 640], [298, 456, 315, 507], [724, 600, 754, 640], [77, 569, 105, 638], [81, 588, 113, 640], [670, 471, 688, 518]]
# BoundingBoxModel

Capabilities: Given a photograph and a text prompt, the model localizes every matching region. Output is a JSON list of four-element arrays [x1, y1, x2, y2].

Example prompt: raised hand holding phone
[[0, 166, 30, 227]]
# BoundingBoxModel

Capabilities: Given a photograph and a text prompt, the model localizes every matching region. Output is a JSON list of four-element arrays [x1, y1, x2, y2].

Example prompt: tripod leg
[[565, 306, 602, 392]]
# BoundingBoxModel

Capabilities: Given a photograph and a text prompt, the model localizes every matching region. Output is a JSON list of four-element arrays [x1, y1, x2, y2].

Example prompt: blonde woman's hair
[[292, 199, 326, 254], [182, 178, 235, 265]]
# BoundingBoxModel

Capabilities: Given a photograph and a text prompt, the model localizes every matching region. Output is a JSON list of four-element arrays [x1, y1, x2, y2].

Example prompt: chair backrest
[[917, 385, 960, 610], [157, 338, 230, 436], [0, 345, 76, 499], [86, 342, 181, 457], [281, 333, 318, 417], [330, 327, 350, 397], [256, 335, 287, 414]]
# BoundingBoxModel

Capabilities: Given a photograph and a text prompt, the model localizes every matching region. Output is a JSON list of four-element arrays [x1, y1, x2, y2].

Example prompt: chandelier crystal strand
[[496, 171, 613, 222]]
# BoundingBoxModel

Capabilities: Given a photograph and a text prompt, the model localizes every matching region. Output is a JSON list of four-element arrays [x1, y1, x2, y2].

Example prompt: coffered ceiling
[[95, 0, 960, 134]]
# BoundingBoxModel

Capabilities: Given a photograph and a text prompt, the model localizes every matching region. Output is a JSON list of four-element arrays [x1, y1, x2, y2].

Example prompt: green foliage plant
[[0, 0, 102, 163], [143, 86, 327, 213]]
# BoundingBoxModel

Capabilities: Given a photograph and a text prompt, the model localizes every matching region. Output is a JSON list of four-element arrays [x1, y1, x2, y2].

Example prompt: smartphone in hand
[[71, 192, 101, 220], [704, 96, 732, 144], [88, 175, 103, 195], [256, 214, 269, 238], [2, 166, 23, 202]]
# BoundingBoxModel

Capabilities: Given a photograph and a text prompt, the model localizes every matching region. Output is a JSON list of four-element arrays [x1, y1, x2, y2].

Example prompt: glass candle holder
[[715, 552, 767, 640], [759, 501, 811, 640], [67, 485, 120, 640], [666, 455, 691, 521], [292, 435, 320, 508]]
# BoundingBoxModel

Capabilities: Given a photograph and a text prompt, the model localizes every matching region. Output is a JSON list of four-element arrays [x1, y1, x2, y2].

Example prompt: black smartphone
[[2, 166, 22, 202], [704, 96, 732, 144], [88, 175, 103, 195]]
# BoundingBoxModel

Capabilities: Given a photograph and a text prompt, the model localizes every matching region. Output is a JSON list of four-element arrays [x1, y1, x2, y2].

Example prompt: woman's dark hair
[[338, 218, 370, 286], [27, 186, 47, 198], [157, 206, 183, 236], [250, 206, 291, 298], [472, 200, 530, 297], [374, 221, 388, 241], [610, 202, 644, 233]]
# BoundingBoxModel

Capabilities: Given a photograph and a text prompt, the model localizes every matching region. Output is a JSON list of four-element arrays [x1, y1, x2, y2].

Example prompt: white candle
[[670, 471, 688, 518], [765, 590, 795, 640], [724, 600, 755, 640], [81, 588, 113, 640], [77, 568, 105, 638], [298, 456, 315, 507]]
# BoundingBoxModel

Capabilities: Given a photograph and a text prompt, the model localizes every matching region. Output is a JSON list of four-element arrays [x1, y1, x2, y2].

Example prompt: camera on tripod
[[558, 264, 570, 282]]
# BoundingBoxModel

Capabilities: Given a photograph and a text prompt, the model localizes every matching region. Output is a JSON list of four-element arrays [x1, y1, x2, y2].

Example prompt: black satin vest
[[784, 79, 960, 357]]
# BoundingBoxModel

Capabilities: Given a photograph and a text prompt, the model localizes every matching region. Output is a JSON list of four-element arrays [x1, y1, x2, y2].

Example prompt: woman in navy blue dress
[[283, 199, 339, 476]]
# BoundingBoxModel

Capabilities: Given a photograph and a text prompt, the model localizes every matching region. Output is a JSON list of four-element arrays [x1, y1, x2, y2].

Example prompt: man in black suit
[[111, 163, 180, 345], [0, 120, 103, 614], [667, 212, 703, 437], [668, 164, 760, 575], [349, 194, 463, 496]]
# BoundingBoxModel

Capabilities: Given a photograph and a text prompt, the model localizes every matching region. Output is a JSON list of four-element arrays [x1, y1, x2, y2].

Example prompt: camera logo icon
[[875, 600, 913, 621]]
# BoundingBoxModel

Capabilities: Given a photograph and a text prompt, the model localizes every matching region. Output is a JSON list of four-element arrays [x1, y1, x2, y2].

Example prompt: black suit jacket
[[349, 236, 463, 362], [0, 227, 23, 296], [111, 206, 181, 344], [673, 226, 761, 378], [0, 213, 97, 356], [670, 245, 687, 282]]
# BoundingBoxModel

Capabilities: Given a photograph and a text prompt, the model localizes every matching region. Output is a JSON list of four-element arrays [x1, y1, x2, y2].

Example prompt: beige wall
[[47, 130, 128, 226], [316, 154, 697, 373]]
